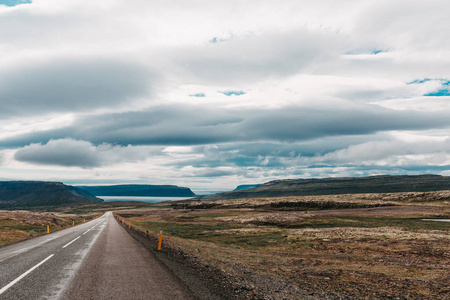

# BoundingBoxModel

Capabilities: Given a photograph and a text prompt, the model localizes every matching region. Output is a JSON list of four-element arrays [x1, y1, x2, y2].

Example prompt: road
[[0, 212, 197, 300]]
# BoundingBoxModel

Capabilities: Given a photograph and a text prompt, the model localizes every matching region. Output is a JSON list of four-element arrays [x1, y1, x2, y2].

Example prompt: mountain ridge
[[77, 184, 196, 197], [202, 174, 450, 201], [0, 181, 102, 209]]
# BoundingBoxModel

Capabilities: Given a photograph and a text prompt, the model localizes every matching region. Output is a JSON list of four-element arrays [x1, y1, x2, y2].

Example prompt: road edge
[[115, 218, 253, 300]]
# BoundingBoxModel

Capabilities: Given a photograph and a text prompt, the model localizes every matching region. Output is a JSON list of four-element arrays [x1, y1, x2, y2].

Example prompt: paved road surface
[[0, 212, 195, 299]]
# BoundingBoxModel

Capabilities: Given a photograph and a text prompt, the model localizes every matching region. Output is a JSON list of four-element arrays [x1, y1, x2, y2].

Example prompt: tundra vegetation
[[0, 201, 153, 246], [115, 191, 450, 299], [1, 191, 448, 299], [0, 210, 87, 245]]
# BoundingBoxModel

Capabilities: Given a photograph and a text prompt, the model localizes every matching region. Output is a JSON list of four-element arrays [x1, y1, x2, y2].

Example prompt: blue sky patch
[[219, 90, 245, 96], [0, 0, 31, 6], [345, 49, 386, 55], [425, 89, 450, 97], [189, 93, 206, 97], [408, 78, 450, 96], [370, 50, 385, 55], [407, 78, 433, 85], [209, 37, 228, 44]]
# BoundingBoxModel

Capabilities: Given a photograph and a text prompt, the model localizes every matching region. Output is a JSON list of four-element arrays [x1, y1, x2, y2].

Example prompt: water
[[99, 196, 194, 203]]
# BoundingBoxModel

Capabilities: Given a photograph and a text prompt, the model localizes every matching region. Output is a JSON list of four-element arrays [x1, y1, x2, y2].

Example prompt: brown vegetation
[[0, 210, 85, 246], [116, 191, 450, 299], [0, 201, 155, 247]]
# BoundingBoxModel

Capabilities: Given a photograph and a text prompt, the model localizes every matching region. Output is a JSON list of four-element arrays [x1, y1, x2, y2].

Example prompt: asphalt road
[[0, 212, 195, 300]]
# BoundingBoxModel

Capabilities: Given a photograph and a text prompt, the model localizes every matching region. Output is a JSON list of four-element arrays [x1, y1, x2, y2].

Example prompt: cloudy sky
[[1, 0, 449, 193]]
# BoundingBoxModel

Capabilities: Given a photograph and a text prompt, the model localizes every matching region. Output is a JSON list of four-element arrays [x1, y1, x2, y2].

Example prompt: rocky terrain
[[116, 190, 449, 299]]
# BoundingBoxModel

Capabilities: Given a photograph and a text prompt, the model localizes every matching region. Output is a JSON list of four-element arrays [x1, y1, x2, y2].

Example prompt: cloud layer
[[1, 0, 450, 190], [15, 139, 151, 167], [0, 58, 152, 118]]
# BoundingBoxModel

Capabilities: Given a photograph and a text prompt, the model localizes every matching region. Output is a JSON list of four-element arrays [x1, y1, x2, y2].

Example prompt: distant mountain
[[201, 175, 450, 201], [0, 181, 103, 209], [233, 184, 261, 191], [77, 184, 196, 197]]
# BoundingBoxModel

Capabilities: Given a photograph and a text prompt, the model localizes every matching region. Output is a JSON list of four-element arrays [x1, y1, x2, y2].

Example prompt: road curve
[[0, 212, 197, 300]]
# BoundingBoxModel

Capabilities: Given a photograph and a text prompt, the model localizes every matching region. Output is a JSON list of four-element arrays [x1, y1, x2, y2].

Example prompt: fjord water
[[100, 196, 193, 203]]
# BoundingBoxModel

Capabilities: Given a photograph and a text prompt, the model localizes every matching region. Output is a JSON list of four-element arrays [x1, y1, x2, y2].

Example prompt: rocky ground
[[2, 190, 448, 298], [116, 191, 450, 299]]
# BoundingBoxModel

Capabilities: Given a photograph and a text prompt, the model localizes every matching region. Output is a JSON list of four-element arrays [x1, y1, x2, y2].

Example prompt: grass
[[1, 193, 447, 298], [251, 215, 450, 231], [0, 219, 46, 245], [0, 201, 156, 247], [115, 194, 450, 299]]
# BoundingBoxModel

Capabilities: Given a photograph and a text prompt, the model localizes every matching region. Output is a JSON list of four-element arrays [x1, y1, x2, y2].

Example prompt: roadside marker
[[128, 221, 131, 229], [158, 231, 163, 251], [72, 221, 75, 226], [83, 219, 86, 223], [47, 225, 49, 234]]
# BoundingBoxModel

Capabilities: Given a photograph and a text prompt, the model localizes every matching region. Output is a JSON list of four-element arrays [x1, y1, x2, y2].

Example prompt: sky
[[0, 0, 449, 193]]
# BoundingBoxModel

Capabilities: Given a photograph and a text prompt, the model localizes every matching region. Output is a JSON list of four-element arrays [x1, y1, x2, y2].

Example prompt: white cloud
[[1, 0, 450, 189]]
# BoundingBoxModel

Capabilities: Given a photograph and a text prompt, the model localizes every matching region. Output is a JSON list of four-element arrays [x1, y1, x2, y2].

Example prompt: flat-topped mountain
[[202, 175, 450, 201], [77, 184, 196, 197], [0, 181, 102, 209]]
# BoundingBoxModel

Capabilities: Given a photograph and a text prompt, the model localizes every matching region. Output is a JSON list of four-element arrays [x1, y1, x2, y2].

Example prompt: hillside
[[233, 184, 260, 191], [202, 175, 450, 201], [78, 184, 196, 197], [0, 181, 102, 209]]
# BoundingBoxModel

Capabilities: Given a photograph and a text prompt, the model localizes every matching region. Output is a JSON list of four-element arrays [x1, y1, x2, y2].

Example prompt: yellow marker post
[[128, 221, 131, 229], [158, 231, 163, 251], [83, 219, 86, 223], [47, 225, 49, 234], [72, 220, 75, 226]]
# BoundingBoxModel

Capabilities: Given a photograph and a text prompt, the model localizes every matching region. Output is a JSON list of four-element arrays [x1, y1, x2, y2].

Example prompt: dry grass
[[117, 193, 450, 299], [0, 210, 97, 246]]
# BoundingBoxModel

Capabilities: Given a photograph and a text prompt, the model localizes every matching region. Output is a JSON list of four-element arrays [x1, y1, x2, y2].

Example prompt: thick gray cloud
[[15, 139, 101, 167], [3, 103, 450, 148], [0, 58, 152, 118], [14, 139, 152, 168]]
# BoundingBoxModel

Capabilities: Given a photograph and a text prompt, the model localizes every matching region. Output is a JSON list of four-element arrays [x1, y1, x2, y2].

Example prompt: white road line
[[62, 236, 81, 249], [50, 215, 108, 299], [0, 254, 54, 295], [82, 229, 91, 235]]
